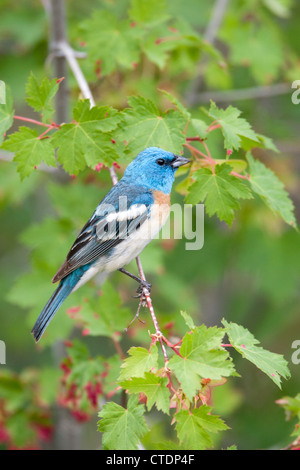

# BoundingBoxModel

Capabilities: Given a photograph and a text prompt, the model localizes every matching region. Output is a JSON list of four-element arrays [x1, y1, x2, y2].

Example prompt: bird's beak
[[171, 155, 191, 168]]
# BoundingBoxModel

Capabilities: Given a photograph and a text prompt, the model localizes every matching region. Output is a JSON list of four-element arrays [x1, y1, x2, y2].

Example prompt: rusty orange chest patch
[[152, 190, 171, 206], [151, 190, 171, 228]]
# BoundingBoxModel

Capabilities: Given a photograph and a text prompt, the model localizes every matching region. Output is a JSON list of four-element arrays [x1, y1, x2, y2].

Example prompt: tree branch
[[54, 41, 95, 107], [192, 83, 291, 104], [47, 0, 69, 124], [136, 257, 169, 364], [203, 0, 230, 44]]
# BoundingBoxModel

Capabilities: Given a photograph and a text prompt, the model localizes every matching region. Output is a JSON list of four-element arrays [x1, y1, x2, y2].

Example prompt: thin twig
[[203, 0, 230, 44], [48, 0, 69, 123], [184, 142, 210, 160], [55, 41, 96, 107], [14, 115, 51, 128], [161, 335, 182, 357], [111, 334, 125, 359], [124, 296, 144, 332], [109, 166, 119, 186], [136, 257, 169, 364], [230, 171, 250, 181]]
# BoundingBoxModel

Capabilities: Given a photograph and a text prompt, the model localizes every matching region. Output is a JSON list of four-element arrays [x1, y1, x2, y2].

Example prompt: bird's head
[[122, 147, 190, 193]]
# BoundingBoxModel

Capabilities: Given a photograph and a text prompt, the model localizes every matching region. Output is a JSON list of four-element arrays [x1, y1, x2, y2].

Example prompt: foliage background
[[0, 0, 299, 449]]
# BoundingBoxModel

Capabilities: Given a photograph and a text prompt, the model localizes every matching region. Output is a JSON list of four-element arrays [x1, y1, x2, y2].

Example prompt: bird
[[31, 147, 190, 342]]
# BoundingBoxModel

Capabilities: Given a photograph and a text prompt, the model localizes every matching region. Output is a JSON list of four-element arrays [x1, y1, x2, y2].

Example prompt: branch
[[54, 41, 96, 107], [192, 83, 291, 104], [47, 0, 69, 123], [203, 0, 230, 44], [136, 257, 169, 364], [14, 115, 52, 128]]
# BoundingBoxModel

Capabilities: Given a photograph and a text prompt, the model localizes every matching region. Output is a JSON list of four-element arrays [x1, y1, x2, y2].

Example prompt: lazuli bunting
[[32, 147, 190, 342]]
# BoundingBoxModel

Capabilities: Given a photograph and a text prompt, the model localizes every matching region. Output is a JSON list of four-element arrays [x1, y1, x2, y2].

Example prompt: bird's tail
[[31, 279, 74, 343]]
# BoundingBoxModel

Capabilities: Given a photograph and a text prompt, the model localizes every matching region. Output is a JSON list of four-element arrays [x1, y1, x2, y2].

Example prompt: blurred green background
[[0, 0, 299, 450]]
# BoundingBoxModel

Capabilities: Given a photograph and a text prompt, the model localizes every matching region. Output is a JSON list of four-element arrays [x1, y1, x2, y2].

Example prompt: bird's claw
[[136, 280, 152, 294], [132, 280, 152, 303]]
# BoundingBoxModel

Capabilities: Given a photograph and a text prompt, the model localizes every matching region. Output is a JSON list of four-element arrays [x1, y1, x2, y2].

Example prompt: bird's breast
[[151, 190, 171, 231], [96, 191, 171, 272]]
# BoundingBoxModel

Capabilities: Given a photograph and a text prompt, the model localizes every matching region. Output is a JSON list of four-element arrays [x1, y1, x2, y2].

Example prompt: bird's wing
[[52, 184, 153, 283]]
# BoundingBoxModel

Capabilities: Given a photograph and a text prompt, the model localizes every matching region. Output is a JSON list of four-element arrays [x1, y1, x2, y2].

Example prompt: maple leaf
[[51, 100, 121, 174], [222, 319, 291, 388], [117, 95, 186, 155], [119, 345, 158, 381], [129, 0, 169, 26], [0, 87, 14, 146], [98, 395, 149, 450], [26, 72, 59, 123], [247, 154, 297, 227], [169, 325, 236, 400], [79, 11, 144, 76], [207, 101, 259, 150], [186, 163, 253, 226], [120, 372, 170, 414], [175, 406, 229, 450], [2, 127, 56, 179]]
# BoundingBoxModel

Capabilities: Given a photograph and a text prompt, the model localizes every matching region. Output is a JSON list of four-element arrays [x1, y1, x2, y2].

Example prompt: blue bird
[[32, 147, 190, 342]]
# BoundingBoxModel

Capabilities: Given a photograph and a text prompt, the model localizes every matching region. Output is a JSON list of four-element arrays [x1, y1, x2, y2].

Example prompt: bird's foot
[[132, 280, 152, 303], [136, 280, 152, 295]]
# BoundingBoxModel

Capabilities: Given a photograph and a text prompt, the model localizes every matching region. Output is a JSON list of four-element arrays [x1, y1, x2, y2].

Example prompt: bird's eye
[[156, 158, 165, 166]]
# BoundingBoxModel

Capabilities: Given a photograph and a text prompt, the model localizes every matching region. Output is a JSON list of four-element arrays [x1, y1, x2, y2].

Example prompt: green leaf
[[25, 72, 59, 123], [207, 101, 259, 150], [263, 0, 292, 18], [0, 85, 14, 145], [188, 118, 208, 140], [175, 406, 229, 450], [63, 340, 104, 387], [119, 345, 158, 381], [66, 339, 90, 362], [118, 95, 186, 155], [2, 126, 56, 179], [276, 393, 300, 421], [142, 27, 180, 69], [79, 11, 144, 76], [129, 0, 169, 25], [169, 325, 236, 400], [222, 22, 284, 84], [276, 393, 300, 438], [98, 395, 149, 450], [213, 159, 248, 173], [186, 163, 253, 226], [72, 99, 122, 133], [120, 372, 170, 414], [240, 133, 279, 153], [222, 319, 291, 388], [180, 310, 196, 330], [102, 355, 123, 396], [68, 358, 104, 388], [247, 154, 297, 227], [159, 89, 191, 120], [51, 100, 121, 174]]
